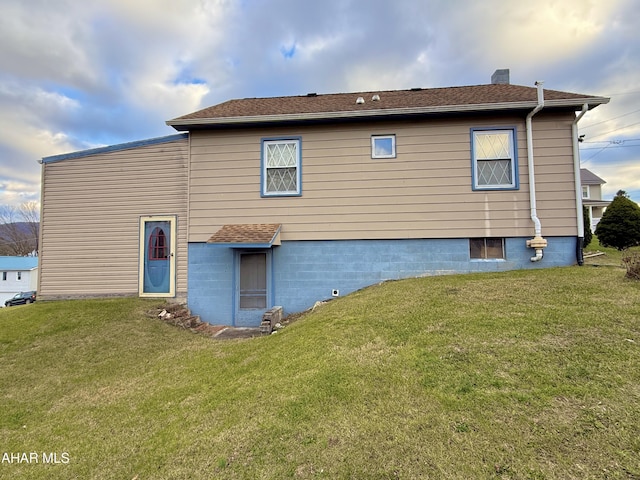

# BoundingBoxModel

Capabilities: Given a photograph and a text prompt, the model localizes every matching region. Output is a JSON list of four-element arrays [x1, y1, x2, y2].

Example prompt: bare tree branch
[[0, 202, 40, 256]]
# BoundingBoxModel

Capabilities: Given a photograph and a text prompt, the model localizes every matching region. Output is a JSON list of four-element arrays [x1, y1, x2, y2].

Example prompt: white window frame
[[582, 185, 590, 199], [261, 137, 302, 197], [371, 134, 396, 159], [471, 128, 518, 190]]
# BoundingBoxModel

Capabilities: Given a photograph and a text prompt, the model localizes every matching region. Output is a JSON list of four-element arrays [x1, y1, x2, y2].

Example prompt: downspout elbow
[[527, 236, 548, 262], [531, 249, 544, 262]]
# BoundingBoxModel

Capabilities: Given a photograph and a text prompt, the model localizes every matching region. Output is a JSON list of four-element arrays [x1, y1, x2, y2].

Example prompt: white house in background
[[0, 256, 38, 304], [580, 168, 611, 232]]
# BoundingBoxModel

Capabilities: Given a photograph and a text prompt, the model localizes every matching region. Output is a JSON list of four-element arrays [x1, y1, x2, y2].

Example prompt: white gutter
[[573, 103, 589, 265], [525, 81, 547, 262]]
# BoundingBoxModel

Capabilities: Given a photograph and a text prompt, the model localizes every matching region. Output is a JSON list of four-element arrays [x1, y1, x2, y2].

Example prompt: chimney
[[491, 69, 510, 85]]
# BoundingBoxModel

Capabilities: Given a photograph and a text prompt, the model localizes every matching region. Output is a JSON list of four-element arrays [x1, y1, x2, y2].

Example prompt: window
[[371, 135, 396, 158], [470, 238, 505, 260], [17, 272, 22, 281], [582, 185, 590, 199], [148, 227, 168, 260], [471, 128, 518, 190], [2, 272, 6, 281], [262, 138, 301, 196]]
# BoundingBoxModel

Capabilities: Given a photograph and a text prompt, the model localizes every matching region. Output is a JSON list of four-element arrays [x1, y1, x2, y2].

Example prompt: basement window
[[470, 238, 505, 260]]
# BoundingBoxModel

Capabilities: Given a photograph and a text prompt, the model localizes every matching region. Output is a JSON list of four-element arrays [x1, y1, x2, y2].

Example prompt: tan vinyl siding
[[188, 112, 578, 242], [39, 138, 189, 299], [589, 184, 603, 199]]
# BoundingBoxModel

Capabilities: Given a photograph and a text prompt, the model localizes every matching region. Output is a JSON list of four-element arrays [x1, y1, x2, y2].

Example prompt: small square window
[[470, 238, 505, 260], [371, 135, 396, 159]]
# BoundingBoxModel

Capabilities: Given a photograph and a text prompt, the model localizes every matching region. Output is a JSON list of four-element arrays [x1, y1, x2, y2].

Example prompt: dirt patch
[[146, 303, 234, 338], [146, 303, 307, 340]]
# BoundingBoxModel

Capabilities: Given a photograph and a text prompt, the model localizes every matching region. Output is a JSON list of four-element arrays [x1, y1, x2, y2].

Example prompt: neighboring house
[[39, 70, 609, 326], [580, 168, 611, 232], [0, 256, 38, 304]]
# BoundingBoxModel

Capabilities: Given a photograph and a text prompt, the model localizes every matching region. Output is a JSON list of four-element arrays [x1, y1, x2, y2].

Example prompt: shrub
[[582, 205, 593, 248], [595, 190, 640, 251], [622, 252, 640, 280]]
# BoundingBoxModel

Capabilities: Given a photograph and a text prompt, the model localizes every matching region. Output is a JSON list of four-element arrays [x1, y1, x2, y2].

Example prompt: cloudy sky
[[1, 0, 639, 207]]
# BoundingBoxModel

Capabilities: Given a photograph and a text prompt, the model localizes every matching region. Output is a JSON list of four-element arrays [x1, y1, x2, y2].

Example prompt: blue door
[[143, 221, 171, 294]]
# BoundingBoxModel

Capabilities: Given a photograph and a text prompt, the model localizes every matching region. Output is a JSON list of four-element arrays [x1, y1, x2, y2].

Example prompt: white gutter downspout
[[525, 81, 547, 262], [573, 103, 589, 265]]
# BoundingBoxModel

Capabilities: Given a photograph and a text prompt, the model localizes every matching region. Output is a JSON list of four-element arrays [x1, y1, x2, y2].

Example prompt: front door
[[139, 216, 176, 297], [235, 251, 269, 326]]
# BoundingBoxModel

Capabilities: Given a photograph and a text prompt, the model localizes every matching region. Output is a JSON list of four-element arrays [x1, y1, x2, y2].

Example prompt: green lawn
[[1, 266, 639, 479], [584, 237, 640, 266]]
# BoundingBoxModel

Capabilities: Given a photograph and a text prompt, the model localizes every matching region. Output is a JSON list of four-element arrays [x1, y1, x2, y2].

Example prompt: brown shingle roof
[[168, 83, 608, 128], [207, 224, 282, 245]]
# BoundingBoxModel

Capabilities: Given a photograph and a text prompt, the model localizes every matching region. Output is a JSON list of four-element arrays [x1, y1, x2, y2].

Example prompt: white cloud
[[437, 0, 624, 71], [128, 79, 210, 120], [0, 0, 639, 206], [585, 161, 640, 198]]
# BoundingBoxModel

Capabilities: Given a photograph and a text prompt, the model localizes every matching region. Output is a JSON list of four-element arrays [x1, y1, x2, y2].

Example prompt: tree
[[595, 190, 640, 250], [582, 205, 593, 249], [0, 201, 40, 256]]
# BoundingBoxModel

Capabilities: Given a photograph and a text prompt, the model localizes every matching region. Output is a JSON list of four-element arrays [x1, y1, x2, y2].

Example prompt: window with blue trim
[[471, 128, 518, 190], [262, 138, 301, 196]]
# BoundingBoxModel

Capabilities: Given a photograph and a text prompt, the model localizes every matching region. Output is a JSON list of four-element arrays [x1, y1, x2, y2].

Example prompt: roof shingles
[[169, 83, 608, 123], [207, 224, 282, 245]]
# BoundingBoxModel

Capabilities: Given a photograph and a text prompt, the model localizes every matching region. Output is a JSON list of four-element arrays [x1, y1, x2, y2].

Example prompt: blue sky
[[1, 0, 639, 206]]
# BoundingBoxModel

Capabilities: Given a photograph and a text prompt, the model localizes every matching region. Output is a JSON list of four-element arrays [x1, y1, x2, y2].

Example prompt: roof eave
[[167, 97, 610, 130]]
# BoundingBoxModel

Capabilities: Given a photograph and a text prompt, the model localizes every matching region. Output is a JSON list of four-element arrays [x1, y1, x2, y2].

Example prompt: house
[[0, 256, 38, 304], [39, 70, 609, 326], [580, 168, 611, 232]]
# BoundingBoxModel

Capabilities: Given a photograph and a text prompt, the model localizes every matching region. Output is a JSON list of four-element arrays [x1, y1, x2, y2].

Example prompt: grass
[[584, 237, 640, 266], [1, 266, 639, 479]]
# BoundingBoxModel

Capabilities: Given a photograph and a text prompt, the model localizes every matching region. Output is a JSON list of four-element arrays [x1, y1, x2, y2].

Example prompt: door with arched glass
[[140, 216, 176, 296]]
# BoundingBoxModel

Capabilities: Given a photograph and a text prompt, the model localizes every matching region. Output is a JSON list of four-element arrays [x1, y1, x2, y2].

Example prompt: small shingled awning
[[206, 224, 282, 248]]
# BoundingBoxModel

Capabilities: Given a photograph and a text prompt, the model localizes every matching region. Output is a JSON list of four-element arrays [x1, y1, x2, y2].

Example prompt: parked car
[[5, 291, 37, 307]]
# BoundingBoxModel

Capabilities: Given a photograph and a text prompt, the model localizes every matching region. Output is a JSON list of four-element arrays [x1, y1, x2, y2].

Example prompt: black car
[[5, 291, 37, 307]]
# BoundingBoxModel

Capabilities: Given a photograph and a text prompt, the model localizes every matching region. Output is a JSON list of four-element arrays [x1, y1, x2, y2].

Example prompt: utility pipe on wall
[[572, 103, 589, 265], [525, 81, 548, 262]]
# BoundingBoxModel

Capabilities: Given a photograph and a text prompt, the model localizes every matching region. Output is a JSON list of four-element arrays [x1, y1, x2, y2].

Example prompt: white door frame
[[139, 215, 177, 297]]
